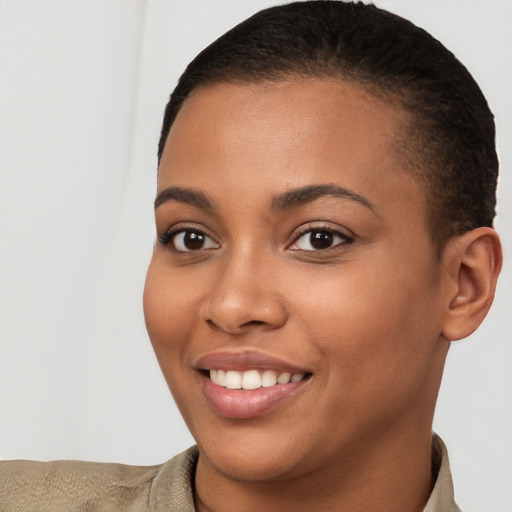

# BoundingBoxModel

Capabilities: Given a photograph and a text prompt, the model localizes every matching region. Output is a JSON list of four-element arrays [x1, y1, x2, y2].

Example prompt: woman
[[0, 2, 506, 510]]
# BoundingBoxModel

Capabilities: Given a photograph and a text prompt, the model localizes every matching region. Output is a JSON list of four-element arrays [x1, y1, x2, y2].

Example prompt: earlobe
[[441, 227, 502, 341]]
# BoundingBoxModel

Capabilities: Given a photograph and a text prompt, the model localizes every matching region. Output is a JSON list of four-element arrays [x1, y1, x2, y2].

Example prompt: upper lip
[[193, 349, 311, 374]]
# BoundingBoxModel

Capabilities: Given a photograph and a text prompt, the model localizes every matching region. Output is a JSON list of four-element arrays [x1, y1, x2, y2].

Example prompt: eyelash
[[158, 227, 219, 253], [289, 225, 354, 252], [158, 224, 354, 254]]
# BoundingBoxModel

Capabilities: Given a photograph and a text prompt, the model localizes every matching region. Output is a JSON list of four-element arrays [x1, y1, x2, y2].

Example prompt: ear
[[441, 227, 502, 342]]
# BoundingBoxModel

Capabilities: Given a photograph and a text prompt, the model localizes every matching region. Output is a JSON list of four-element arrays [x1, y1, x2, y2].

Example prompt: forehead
[[158, 79, 424, 222], [162, 79, 404, 173]]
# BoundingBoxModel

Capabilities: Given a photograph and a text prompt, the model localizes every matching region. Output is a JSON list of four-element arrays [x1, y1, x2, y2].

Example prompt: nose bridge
[[203, 243, 286, 334]]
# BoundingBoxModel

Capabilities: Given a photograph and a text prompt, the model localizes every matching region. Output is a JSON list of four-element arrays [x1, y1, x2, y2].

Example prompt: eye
[[160, 229, 220, 252], [289, 228, 353, 251]]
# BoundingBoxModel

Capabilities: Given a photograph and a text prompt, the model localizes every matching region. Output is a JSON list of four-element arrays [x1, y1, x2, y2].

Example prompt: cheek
[[143, 260, 195, 367], [291, 257, 441, 390], [143, 261, 202, 418]]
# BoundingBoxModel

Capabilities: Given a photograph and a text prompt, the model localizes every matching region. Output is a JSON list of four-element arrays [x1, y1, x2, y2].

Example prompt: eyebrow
[[270, 184, 374, 212], [154, 187, 214, 210], [154, 183, 374, 213]]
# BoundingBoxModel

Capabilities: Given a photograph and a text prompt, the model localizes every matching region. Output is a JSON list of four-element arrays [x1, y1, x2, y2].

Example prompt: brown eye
[[171, 230, 219, 252], [290, 228, 352, 252], [309, 231, 335, 250]]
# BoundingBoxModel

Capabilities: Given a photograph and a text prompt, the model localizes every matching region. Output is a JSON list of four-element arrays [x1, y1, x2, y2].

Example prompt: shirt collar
[[423, 434, 461, 512]]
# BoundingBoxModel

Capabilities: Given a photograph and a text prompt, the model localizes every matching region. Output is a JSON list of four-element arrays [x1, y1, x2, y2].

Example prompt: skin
[[144, 79, 501, 511]]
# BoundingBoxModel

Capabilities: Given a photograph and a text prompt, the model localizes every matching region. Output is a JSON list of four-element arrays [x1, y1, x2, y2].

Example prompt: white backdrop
[[0, 1, 511, 510]]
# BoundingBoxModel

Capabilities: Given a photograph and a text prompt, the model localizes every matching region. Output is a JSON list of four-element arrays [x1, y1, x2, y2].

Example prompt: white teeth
[[277, 372, 291, 384], [261, 370, 277, 387], [242, 370, 261, 390], [225, 370, 242, 389], [209, 369, 306, 389], [210, 369, 227, 386], [216, 369, 226, 386]]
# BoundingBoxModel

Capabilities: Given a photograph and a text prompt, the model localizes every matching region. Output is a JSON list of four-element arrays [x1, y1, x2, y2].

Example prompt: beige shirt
[[0, 436, 460, 511]]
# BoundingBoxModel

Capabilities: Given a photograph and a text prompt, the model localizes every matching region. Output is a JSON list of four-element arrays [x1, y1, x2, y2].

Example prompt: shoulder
[[0, 458, 160, 511], [0, 446, 199, 512]]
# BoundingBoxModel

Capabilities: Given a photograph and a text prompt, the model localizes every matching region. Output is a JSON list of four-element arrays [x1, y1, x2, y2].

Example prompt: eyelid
[[157, 223, 220, 252], [288, 222, 354, 251]]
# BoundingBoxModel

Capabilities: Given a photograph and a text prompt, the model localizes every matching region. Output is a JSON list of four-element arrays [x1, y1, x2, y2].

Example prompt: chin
[[199, 439, 306, 483]]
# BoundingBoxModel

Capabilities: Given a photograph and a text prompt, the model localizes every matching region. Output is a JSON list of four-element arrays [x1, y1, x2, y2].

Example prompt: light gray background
[[0, 1, 510, 510]]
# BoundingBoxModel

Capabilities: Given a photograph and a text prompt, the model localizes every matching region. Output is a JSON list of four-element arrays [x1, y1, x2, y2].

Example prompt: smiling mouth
[[199, 364, 312, 419], [208, 369, 310, 390]]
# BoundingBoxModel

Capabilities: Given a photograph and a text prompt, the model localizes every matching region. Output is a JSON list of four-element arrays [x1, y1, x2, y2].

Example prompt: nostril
[[206, 319, 220, 330], [243, 320, 265, 327], [205, 317, 267, 333]]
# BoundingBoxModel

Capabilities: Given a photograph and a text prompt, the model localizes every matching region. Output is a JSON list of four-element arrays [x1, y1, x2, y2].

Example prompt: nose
[[201, 250, 288, 335]]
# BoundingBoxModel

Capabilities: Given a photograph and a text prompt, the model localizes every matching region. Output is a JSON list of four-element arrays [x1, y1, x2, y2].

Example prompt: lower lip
[[200, 373, 309, 419]]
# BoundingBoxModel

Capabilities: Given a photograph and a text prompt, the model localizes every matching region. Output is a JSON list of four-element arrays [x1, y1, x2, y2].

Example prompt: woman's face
[[144, 80, 450, 482]]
